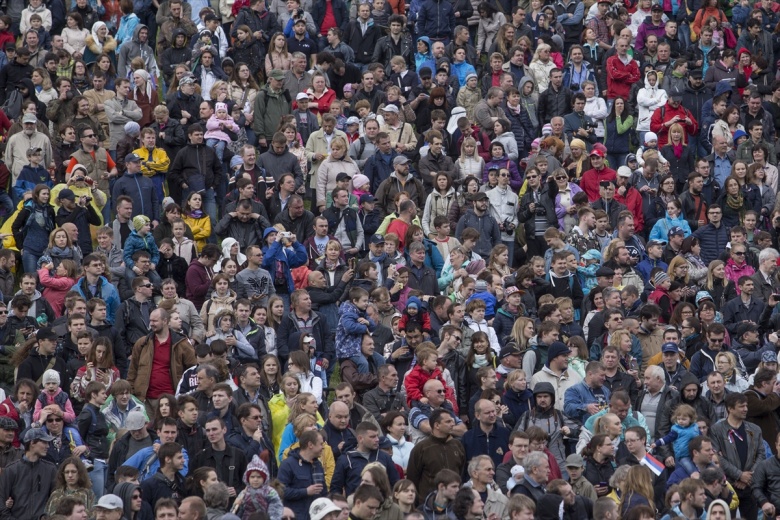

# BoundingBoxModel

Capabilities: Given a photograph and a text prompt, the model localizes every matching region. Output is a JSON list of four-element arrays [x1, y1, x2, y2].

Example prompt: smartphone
[[598, 482, 607, 488], [773, 294, 780, 300], [349, 257, 357, 270]]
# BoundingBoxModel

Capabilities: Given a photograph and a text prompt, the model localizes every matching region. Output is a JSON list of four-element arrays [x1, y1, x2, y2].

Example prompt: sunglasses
[[46, 417, 63, 423], [0, 311, 8, 315], [142, 283, 154, 288]]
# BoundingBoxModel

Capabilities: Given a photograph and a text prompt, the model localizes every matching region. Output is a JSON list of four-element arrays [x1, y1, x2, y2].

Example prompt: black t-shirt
[[732, 423, 748, 468]]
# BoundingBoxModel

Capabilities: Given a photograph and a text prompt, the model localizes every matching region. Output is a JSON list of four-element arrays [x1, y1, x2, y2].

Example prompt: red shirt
[[386, 218, 410, 251], [320, 0, 337, 35], [147, 334, 174, 399]]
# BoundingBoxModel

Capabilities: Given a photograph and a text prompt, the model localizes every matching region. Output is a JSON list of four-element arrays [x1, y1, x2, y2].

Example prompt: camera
[[65, 90, 74, 100], [570, 83, 580, 91], [503, 219, 516, 232], [534, 205, 547, 216], [585, 121, 598, 129]]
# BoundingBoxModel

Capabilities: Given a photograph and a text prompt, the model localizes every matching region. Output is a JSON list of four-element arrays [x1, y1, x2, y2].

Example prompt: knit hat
[[352, 173, 370, 190], [162, 196, 175, 210], [215, 102, 228, 113], [474, 279, 488, 293], [644, 132, 658, 144], [465, 73, 477, 83], [124, 121, 141, 136], [547, 341, 570, 363], [653, 271, 670, 286], [542, 123, 552, 136], [569, 138, 586, 150], [763, 351, 778, 363], [406, 295, 422, 311], [230, 155, 244, 169], [733, 129, 748, 145], [42, 369, 60, 385], [243, 455, 269, 485], [531, 138, 541, 149], [133, 215, 150, 231]]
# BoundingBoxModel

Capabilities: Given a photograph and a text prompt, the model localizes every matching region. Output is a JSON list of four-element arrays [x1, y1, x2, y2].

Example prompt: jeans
[[206, 139, 227, 162], [125, 266, 162, 286], [607, 153, 626, 170], [89, 459, 108, 498], [679, 22, 691, 49], [151, 174, 165, 204], [347, 352, 386, 374], [22, 251, 41, 274]]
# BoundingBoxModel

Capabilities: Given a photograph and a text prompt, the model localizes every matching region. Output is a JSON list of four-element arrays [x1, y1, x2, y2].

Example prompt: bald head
[[328, 400, 350, 430], [424, 379, 445, 404]]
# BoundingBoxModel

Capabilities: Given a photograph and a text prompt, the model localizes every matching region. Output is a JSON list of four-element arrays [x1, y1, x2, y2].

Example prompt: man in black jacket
[[343, 4, 380, 70], [0, 49, 32, 105], [0, 428, 56, 520], [167, 124, 221, 221], [193, 417, 248, 497], [106, 409, 155, 492], [538, 69, 572, 126], [140, 442, 186, 507]]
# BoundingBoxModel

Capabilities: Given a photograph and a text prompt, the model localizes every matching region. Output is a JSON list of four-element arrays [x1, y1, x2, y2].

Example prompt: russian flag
[[641, 453, 665, 477]]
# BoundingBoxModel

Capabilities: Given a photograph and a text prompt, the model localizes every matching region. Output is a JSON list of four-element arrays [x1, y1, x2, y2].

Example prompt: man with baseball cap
[[0, 428, 57, 520], [662, 225, 686, 264], [637, 240, 669, 284], [529, 340, 582, 403], [493, 286, 524, 348], [580, 145, 617, 202], [374, 155, 425, 218], [94, 495, 124, 520], [0, 417, 21, 469], [107, 409, 151, 491], [591, 179, 627, 230], [112, 152, 160, 225]]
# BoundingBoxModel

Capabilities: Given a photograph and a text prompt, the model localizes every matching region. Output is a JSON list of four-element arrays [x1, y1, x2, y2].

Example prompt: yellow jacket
[[182, 213, 211, 251], [133, 146, 170, 178]]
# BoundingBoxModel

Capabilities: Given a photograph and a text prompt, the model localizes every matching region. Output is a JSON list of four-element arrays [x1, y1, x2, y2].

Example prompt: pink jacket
[[37, 268, 77, 318], [204, 114, 240, 143], [33, 388, 76, 424]]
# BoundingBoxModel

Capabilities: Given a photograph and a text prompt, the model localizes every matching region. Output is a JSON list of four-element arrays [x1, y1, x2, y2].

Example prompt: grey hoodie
[[519, 76, 539, 132], [117, 24, 160, 78]]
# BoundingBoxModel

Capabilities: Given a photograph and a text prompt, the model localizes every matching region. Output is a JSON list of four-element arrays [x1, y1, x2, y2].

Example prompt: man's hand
[[392, 346, 409, 359], [266, 187, 275, 199], [307, 484, 323, 495], [72, 445, 88, 456], [762, 503, 776, 517], [342, 268, 354, 282], [252, 428, 263, 442], [321, 359, 329, 370], [739, 471, 753, 485], [227, 487, 237, 497], [259, 138, 267, 147], [586, 403, 601, 415]]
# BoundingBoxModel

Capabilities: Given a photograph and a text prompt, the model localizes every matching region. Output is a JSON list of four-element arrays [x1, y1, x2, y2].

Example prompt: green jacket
[[252, 85, 292, 140]]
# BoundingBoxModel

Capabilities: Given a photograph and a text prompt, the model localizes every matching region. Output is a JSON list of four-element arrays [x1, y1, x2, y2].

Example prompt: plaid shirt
[[588, 15, 610, 44]]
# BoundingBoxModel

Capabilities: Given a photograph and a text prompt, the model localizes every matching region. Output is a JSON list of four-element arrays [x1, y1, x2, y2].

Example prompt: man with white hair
[[512, 451, 549, 504], [465, 456, 508, 519], [750, 248, 780, 303], [634, 363, 679, 445]]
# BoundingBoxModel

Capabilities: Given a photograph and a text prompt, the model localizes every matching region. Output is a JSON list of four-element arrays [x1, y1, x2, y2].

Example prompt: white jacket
[[486, 185, 519, 242], [636, 72, 668, 132], [584, 96, 609, 137]]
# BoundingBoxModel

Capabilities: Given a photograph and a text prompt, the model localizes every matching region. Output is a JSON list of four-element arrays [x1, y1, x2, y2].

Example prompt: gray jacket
[[710, 418, 765, 482], [104, 96, 143, 151]]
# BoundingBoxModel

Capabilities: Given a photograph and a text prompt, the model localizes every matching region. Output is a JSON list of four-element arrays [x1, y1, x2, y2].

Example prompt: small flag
[[641, 453, 665, 476]]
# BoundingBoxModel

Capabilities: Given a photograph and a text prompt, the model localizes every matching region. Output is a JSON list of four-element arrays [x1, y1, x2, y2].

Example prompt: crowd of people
[[3, 0, 780, 517]]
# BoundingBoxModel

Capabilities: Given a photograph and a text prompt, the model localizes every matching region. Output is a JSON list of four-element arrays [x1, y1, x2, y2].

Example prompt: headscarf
[[132, 69, 153, 100], [215, 237, 246, 273], [90, 22, 107, 54]]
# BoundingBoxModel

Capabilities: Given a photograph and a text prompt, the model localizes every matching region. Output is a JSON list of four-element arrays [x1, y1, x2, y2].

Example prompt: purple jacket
[[635, 17, 666, 53], [554, 183, 584, 229]]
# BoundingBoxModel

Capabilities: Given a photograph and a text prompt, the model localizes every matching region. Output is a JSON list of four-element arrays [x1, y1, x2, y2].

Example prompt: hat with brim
[[269, 69, 286, 81], [309, 499, 342, 520]]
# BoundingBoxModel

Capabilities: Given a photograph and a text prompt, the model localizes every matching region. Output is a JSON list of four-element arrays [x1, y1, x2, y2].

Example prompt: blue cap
[[661, 342, 679, 354], [263, 227, 278, 239], [124, 152, 142, 164], [668, 226, 685, 237]]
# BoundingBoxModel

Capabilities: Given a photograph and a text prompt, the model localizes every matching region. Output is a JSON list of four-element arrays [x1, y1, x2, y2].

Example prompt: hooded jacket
[[519, 76, 539, 132], [115, 482, 154, 520], [277, 449, 328, 520], [117, 24, 159, 79], [637, 71, 668, 132]]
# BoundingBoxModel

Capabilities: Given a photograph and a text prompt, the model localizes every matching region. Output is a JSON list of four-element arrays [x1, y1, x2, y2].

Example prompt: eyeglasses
[[733, 251, 745, 256], [142, 283, 153, 288], [132, 494, 142, 499], [82, 134, 95, 138], [452, 336, 462, 342], [709, 337, 725, 343], [46, 417, 63, 423], [526, 174, 538, 179], [435, 389, 445, 394], [0, 311, 8, 315], [249, 415, 262, 420]]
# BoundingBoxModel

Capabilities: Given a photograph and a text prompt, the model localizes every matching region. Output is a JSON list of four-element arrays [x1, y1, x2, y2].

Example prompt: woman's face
[[31, 71, 42, 84], [283, 377, 299, 396], [467, 180, 479, 194], [464, 143, 476, 156], [670, 127, 682, 142], [75, 62, 85, 75], [215, 279, 229, 295], [313, 76, 326, 92], [223, 260, 237, 277], [598, 437, 614, 457], [709, 505, 728, 520], [284, 127, 297, 142], [614, 98, 624, 112], [97, 25, 107, 38], [619, 334, 631, 353], [734, 163, 747, 178], [63, 464, 79, 486], [667, 202, 680, 218], [496, 249, 508, 265], [412, 230, 423, 243], [303, 396, 318, 414], [594, 293, 604, 309], [450, 249, 464, 266], [395, 485, 416, 506], [361, 472, 375, 487], [253, 307, 267, 325], [389, 415, 406, 438], [201, 470, 219, 490], [189, 193, 202, 209], [493, 121, 503, 136], [437, 175, 448, 191], [717, 355, 731, 373], [166, 208, 180, 223], [539, 47, 550, 60], [159, 397, 171, 417], [134, 73, 145, 88], [524, 321, 535, 339], [275, 35, 285, 49], [272, 300, 284, 318], [473, 339, 488, 354], [263, 358, 278, 376], [583, 83, 595, 97], [67, 16, 76, 27], [607, 416, 622, 437], [727, 179, 739, 194], [661, 177, 675, 193], [740, 52, 751, 65], [713, 264, 725, 278], [39, 189, 50, 203], [170, 312, 182, 330], [54, 231, 67, 248], [325, 243, 341, 261], [674, 264, 688, 278], [728, 110, 740, 124], [99, 57, 110, 71]]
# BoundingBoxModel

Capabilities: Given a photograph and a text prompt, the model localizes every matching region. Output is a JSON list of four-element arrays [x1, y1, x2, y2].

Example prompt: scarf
[[189, 209, 204, 219], [726, 192, 744, 212], [324, 258, 340, 271], [472, 354, 489, 368], [672, 142, 683, 159], [51, 246, 73, 258], [91, 22, 107, 54], [133, 69, 153, 100]]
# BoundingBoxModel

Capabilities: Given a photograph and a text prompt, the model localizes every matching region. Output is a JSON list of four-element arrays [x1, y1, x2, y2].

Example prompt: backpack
[[2, 90, 22, 121]]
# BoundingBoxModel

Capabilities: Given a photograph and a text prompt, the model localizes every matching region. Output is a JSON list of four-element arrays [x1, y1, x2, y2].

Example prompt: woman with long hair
[[691, 0, 727, 40], [72, 337, 120, 401], [13, 184, 56, 274], [392, 480, 417, 515], [315, 240, 348, 288], [488, 23, 516, 61], [448, 175, 481, 225], [661, 122, 696, 193], [268, 372, 302, 457], [477, 5, 506, 55], [567, 336, 589, 379], [184, 467, 218, 498], [501, 368, 532, 426], [669, 302, 695, 329], [201, 274, 237, 336], [583, 285, 606, 339], [487, 243, 512, 282], [454, 138, 485, 183], [62, 13, 90, 58], [42, 227, 82, 268], [705, 260, 733, 310], [681, 235, 708, 286], [728, 161, 762, 219], [361, 462, 405, 520], [465, 332, 496, 397], [422, 172, 456, 239], [667, 256, 698, 303], [228, 26, 264, 79], [582, 433, 616, 497], [277, 392, 321, 457], [265, 32, 291, 75], [181, 192, 211, 251], [748, 159, 777, 226], [258, 354, 282, 401], [38, 259, 78, 317], [619, 466, 655, 518], [152, 393, 178, 428], [711, 105, 744, 142], [45, 457, 96, 516], [31, 68, 57, 105], [288, 352, 323, 404], [228, 61, 260, 145], [604, 97, 634, 169]]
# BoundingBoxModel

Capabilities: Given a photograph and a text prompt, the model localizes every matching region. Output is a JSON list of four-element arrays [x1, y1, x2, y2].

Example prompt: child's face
[[736, 136, 748, 147], [77, 338, 92, 356], [373, 0, 384, 8], [248, 472, 265, 488], [407, 306, 418, 316], [436, 222, 450, 235], [0, 20, 6, 30], [596, 217, 609, 231], [44, 381, 58, 394], [677, 416, 691, 427], [31, 19, 41, 28], [568, 466, 583, 480], [297, 99, 309, 111], [697, 420, 708, 437], [216, 108, 228, 118], [361, 201, 375, 212], [646, 139, 658, 149], [355, 295, 369, 311], [471, 307, 486, 322], [172, 224, 185, 238], [467, 77, 478, 88], [538, 162, 548, 174], [423, 354, 437, 371], [329, 103, 341, 115]]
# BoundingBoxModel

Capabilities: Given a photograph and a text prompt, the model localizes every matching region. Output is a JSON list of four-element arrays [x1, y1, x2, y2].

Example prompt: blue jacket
[[123, 442, 189, 481], [656, 423, 699, 460], [364, 150, 398, 193], [262, 240, 307, 294], [277, 449, 328, 520], [636, 258, 668, 284], [115, 13, 140, 48], [649, 213, 692, 243], [112, 171, 160, 223], [693, 222, 730, 265], [14, 200, 55, 256], [335, 301, 376, 359], [562, 62, 596, 93], [71, 275, 120, 324], [563, 382, 611, 424], [14, 165, 51, 204], [330, 449, 399, 496], [461, 424, 512, 468], [451, 61, 476, 87], [123, 230, 160, 269], [416, 0, 455, 40], [414, 36, 435, 74]]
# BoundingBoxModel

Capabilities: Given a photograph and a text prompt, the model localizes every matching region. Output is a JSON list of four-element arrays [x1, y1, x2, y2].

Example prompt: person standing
[[406, 409, 466, 499], [0, 428, 57, 520], [78, 381, 111, 498]]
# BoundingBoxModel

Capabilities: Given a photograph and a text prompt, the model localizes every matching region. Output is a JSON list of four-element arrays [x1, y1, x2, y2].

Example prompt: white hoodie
[[636, 71, 668, 132]]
